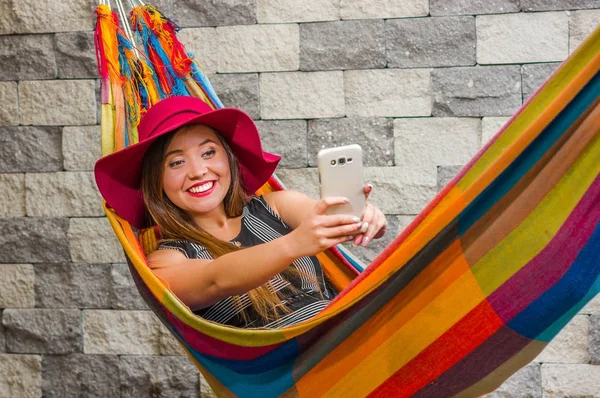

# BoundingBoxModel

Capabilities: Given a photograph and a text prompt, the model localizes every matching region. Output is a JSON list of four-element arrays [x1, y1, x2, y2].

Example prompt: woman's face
[[162, 124, 231, 217]]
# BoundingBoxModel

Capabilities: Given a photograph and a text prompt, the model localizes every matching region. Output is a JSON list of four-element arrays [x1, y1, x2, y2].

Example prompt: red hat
[[94, 96, 281, 228]]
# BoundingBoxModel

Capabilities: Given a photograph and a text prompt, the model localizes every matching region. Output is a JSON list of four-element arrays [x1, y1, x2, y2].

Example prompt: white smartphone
[[317, 144, 366, 217]]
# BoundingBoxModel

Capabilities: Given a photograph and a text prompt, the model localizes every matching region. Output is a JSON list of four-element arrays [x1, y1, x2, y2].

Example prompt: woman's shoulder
[[154, 239, 212, 260]]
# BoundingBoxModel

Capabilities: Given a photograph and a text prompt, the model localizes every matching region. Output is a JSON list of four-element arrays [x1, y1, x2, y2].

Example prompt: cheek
[[162, 168, 184, 194]]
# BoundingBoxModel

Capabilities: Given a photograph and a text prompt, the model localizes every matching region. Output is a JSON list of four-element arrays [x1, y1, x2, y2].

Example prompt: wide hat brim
[[94, 96, 281, 229]]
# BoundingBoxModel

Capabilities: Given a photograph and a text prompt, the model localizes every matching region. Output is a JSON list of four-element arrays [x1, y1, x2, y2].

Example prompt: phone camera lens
[[330, 159, 336, 166], [338, 157, 346, 165]]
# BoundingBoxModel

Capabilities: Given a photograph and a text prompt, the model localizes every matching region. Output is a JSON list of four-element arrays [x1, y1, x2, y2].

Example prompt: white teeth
[[188, 181, 213, 193]]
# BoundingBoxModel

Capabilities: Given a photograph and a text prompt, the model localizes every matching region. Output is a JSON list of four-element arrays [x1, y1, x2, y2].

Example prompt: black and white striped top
[[157, 196, 336, 329]]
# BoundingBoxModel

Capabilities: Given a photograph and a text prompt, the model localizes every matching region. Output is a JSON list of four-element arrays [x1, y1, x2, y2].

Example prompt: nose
[[187, 157, 208, 180]]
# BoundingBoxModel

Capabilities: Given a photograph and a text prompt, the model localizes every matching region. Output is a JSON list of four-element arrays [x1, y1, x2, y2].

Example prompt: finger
[[320, 213, 362, 227], [361, 203, 375, 226], [322, 222, 364, 238], [354, 233, 363, 246], [364, 184, 373, 200], [362, 211, 383, 247], [313, 197, 349, 215], [374, 215, 388, 239]]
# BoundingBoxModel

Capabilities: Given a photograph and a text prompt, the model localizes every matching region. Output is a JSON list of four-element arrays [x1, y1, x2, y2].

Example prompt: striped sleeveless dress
[[157, 196, 336, 328]]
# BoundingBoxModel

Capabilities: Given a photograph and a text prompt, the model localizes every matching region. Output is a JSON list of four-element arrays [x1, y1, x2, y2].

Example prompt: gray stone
[[591, 314, 600, 364], [119, 356, 200, 398], [481, 116, 511, 146], [0, 34, 56, 81], [570, 10, 600, 53], [111, 263, 148, 310], [172, 0, 256, 27], [3, 309, 82, 354], [177, 28, 219, 76], [0, 81, 19, 125], [0, 264, 35, 308], [430, 0, 520, 15], [0, 218, 70, 263], [307, 118, 394, 167], [437, 165, 463, 191], [42, 354, 120, 398], [300, 20, 386, 71], [55, 32, 98, 79], [340, 0, 428, 19], [25, 172, 104, 217], [521, 63, 561, 102], [0, 127, 63, 172], [258, 0, 340, 23], [432, 66, 522, 117], [0, 354, 41, 398], [19, 80, 97, 126], [69, 218, 127, 264], [0, 174, 26, 217], [481, 363, 542, 398], [200, 373, 218, 397], [541, 364, 600, 397], [0, 0, 93, 34], [211, 74, 259, 119], [534, 315, 589, 363], [521, 0, 600, 11], [386, 16, 476, 68], [276, 168, 320, 200], [34, 263, 113, 309], [255, 120, 308, 168], [63, 126, 102, 171], [0, 312, 4, 352]]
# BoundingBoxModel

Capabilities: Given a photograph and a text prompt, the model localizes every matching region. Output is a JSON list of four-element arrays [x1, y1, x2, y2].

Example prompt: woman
[[95, 96, 387, 328]]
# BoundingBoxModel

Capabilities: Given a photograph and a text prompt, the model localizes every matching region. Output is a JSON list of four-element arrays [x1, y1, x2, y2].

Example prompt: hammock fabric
[[95, 3, 600, 396]]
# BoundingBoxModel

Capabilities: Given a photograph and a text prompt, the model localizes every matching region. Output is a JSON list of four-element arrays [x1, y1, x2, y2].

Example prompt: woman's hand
[[287, 197, 365, 258], [354, 184, 387, 247]]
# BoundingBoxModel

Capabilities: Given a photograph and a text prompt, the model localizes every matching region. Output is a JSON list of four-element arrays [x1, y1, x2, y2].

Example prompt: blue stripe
[[458, 71, 600, 235]]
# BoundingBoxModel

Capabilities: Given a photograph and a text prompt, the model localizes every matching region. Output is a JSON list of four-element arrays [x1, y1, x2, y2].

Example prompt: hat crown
[[138, 96, 213, 142]]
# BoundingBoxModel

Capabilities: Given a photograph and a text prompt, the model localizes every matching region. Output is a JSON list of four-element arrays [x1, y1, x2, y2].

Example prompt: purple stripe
[[487, 173, 600, 323], [412, 326, 533, 398]]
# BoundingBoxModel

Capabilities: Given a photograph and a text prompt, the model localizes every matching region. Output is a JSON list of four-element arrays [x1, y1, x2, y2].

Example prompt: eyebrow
[[164, 138, 216, 159]]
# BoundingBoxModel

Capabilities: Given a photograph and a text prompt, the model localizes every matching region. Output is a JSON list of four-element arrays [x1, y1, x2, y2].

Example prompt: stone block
[[276, 168, 320, 199], [119, 356, 200, 397], [340, 0, 428, 19], [521, 0, 600, 11], [0, 34, 56, 81], [345, 69, 432, 117], [177, 28, 219, 75], [480, 363, 541, 398], [569, 10, 600, 53], [430, 0, 520, 16], [477, 12, 569, 65], [83, 310, 181, 355], [386, 16, 476, 68], [111, 263, 148, 310], [34, 263, 113, 309], [0, 82, 18, 125], [580, 294, 600, 315], [0, 218, 70, 263], [0, 174, 26, 217], [0, 0, 92, 34], [308, 117, 394, 167], [0, 354, 41, 398], [541, 364, 600, 396], [300, 20, 385, 71], [3, 309, 81, 354], [63, 126, 102, 171], [364, 167, 438, 214], [200, 373, 218, 397], [261, 71, 345, 119], [437, 165, 463, 191], [211, 74, 259, 118], [0, 126, 62, 172], [171, 0, 257, 27], [257, 0, 339, 23], [0, 312, 4, 351], [591, 314, 600, 364], [482, 117, 511, 146], [42, 354, 120, 398], [522, 63, 561, 102], [394, 118, 480, 185], [255, 120, 308, 168], [19, 80, 97, 126], [69, 218, 127, 264], [217, 24, 299, 73], [432, 66, 521, 117], [0, 264, 34, 308], [55, 32, 98, 79], [26, 172, 103, 217], [535, 315, 589, 363]]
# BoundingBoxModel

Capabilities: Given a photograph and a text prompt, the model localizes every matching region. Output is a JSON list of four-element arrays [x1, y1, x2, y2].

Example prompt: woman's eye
[[202, 148, 216, 158], [168, 159, 184, 168]]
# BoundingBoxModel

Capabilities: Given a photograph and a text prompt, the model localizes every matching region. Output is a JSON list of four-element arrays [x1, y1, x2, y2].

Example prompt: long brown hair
[[140, 124, 300, 323]]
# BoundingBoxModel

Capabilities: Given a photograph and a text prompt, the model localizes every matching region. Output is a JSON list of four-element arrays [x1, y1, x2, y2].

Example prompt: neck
[[190, 204, 241, 241]]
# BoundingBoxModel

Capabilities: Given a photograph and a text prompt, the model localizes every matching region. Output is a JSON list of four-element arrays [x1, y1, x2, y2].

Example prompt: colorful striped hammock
[[95, 4, 600, 397]]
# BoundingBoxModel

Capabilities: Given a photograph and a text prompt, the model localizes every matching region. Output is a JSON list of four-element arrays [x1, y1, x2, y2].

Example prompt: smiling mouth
[[188, 181, 214, 193]]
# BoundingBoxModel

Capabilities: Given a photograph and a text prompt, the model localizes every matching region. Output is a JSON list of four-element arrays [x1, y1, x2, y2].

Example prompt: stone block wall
[[0, 0, 599, 396]]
